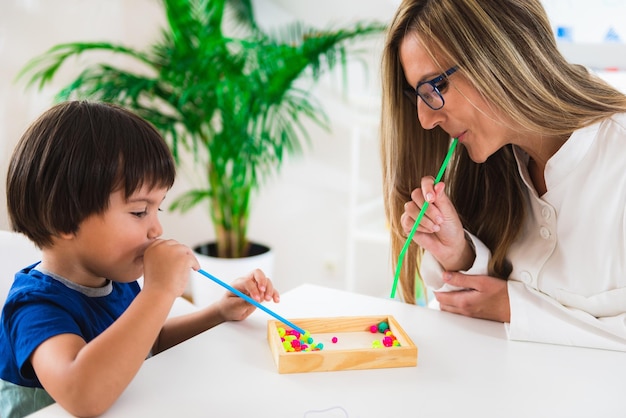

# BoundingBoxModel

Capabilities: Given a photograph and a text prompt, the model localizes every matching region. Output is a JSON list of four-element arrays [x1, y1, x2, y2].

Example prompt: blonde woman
[[381, 0, 626, 351]]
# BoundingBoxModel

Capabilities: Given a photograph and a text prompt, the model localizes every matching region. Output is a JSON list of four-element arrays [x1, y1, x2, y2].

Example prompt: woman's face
[[399, 34, 517, 163]]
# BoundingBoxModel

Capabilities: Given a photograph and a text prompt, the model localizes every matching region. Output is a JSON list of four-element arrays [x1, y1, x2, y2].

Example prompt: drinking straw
[[390, 138, 458, 299], [197, 268, 306, 335]]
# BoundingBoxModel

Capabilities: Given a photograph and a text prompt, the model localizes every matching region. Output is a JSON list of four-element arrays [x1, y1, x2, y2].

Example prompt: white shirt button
[[520, 271, 532, 284], [541, 206, 551, 220], [540, 226, 551, 239]]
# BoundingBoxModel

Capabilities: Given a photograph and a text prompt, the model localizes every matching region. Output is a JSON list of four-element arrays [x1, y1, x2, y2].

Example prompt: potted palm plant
[[18, 0, 385, 300]]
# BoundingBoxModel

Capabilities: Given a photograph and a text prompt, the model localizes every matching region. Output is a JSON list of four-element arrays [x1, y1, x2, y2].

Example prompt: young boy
[[0, 101, 280, 417]]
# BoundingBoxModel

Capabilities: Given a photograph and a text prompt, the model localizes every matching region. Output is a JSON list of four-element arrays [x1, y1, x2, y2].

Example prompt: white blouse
[[421, 113, 626, 351]]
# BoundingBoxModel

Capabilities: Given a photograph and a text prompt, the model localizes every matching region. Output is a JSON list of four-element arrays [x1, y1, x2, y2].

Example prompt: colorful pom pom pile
[[278, 327, 324, 352], [279, 321, 400, 352], [370, 321, 401, 348]]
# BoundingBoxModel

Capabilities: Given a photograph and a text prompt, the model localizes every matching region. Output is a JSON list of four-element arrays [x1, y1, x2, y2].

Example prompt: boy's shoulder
[[4, 266, 140, 318], [6, 265, 54, 300], [2, 267, 141, 363], [6, 265, 75, 305]]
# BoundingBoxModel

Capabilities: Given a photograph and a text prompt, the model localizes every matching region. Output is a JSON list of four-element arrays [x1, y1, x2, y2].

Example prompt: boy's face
[[65, 185, 168, 285]]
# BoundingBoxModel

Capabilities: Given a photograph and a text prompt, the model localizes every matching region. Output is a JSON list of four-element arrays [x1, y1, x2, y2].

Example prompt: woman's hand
[[401, 177, 474, 271], [217, 269, 280, 322], [435, 272, 511, 322]]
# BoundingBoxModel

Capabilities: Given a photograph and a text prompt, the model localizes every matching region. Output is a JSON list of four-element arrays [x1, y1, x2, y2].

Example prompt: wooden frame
[[267, 315, 418, 373]]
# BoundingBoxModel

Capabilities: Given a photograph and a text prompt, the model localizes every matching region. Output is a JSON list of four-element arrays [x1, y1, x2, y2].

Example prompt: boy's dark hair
[[6, 100, 176, 248]]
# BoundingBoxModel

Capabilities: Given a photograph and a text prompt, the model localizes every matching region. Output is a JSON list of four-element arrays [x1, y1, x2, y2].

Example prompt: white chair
[[0, 229, 197, 315], [0, 230, 42, 305]]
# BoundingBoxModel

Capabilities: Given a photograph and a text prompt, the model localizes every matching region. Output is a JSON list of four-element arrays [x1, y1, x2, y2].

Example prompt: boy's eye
[[131, 207, 162, 217]]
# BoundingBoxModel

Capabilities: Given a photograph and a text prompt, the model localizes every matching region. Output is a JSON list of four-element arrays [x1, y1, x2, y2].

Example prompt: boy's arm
[[31, 239, 197, 417], [30, 288, 175, 417], [154, 303, 226, 353], [153, 269, 280, 353]]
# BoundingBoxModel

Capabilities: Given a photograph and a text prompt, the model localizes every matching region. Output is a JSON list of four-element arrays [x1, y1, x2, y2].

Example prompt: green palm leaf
[[17, 0, 386, 257]]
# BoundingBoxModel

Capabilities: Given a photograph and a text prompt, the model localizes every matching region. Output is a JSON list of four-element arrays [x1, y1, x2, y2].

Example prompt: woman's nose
[[417, 100, 444, 130]]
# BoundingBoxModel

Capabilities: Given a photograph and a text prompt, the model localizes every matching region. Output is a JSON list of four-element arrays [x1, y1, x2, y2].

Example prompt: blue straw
[[197, 268, 306, 335]]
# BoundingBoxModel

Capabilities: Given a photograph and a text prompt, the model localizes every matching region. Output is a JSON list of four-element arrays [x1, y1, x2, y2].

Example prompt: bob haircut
[[7, 100, 176, 248]]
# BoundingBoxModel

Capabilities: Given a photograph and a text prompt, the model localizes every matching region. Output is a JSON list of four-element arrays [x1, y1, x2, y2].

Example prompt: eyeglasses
[[403, 66, 458, 110]]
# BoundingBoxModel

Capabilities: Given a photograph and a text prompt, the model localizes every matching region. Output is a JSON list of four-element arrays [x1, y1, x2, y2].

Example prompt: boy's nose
[[148, 218, 163, 240]]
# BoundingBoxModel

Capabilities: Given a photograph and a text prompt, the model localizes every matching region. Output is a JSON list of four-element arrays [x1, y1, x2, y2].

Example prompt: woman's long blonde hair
[[381, 0, 626, 303]]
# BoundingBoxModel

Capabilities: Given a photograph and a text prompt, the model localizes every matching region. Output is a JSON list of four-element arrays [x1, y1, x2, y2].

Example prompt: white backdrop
[[1, 0, 625, 300]]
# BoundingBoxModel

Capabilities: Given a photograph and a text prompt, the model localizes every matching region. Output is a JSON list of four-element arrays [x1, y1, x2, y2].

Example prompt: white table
[[30, 284, 625, 417]]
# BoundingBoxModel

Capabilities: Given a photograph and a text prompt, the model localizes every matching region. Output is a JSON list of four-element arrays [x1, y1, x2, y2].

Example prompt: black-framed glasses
[[403, 66, 458, 110]]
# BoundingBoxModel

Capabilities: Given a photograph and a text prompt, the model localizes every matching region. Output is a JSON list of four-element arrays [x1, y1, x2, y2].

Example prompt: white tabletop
[[30, 284, 625, 417]]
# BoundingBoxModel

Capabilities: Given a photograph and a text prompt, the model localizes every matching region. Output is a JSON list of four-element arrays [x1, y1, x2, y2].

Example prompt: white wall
[[2, 0, 626, 299], [0, 0, 394, 298]]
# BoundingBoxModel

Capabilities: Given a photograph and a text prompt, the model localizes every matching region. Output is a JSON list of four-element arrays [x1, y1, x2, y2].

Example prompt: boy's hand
[[142, 239, 200, 298], [218, 269, 280, 321]]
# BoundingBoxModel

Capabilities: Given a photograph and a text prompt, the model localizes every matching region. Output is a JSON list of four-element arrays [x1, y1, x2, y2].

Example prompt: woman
[[381, 0, 626, 350]]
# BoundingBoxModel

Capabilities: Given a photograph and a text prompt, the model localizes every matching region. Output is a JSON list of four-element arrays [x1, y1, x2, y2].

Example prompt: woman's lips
[[454, 131, 467, 142]]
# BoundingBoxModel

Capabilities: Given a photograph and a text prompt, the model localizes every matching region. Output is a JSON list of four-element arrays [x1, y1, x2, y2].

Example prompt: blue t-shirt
[[0, 263, 140, 417]]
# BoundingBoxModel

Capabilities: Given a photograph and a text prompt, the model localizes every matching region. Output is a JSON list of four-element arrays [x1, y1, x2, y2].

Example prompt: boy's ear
[[56, 231, 76, 241]]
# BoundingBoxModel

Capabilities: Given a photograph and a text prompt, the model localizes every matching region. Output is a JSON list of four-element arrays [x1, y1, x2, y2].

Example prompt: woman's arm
[[506, 281, 626, 351]]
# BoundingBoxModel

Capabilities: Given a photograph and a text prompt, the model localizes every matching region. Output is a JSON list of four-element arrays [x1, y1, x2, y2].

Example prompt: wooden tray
[[267, 315, 417, 373]]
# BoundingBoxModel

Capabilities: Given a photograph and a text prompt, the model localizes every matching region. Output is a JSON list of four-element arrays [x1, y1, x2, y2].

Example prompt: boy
[[0, 101, 280, 417]]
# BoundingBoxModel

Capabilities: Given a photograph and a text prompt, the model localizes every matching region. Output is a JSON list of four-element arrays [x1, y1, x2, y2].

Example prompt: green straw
[[390, 138, 458, 300]]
